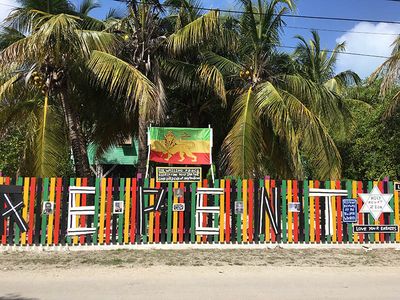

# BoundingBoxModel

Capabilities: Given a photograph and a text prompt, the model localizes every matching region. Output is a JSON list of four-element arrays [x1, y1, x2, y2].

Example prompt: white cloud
[[0, 0, 18, 23], [336, 22, 400, 79]]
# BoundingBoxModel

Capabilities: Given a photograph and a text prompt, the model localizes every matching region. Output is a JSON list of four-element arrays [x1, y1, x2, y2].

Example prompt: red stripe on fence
[[79, 178, 88, 245], [179, 182, 184, 243], [105, 178, 112, 244], [357, 181, 364, 243], [248, 179, 254, 243], [379, 181, 385, 242], [28, 177, 36, 245], [154, 181, 161, 243], [336, 181, 342, 243], [130, 178, 137, 243], [225, 179, 231, 243], [54, 178, 62, 245]]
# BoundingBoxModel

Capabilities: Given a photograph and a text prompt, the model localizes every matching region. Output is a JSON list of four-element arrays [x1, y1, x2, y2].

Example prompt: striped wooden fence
[[1, 177, 399, 246]]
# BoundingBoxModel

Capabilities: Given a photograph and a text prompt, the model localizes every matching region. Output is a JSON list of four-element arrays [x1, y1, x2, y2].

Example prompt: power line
[[278, 45, 390, 59], [149, 1, 400, 25], [0, 1, 394, 59], [286, 25, 400, 37]]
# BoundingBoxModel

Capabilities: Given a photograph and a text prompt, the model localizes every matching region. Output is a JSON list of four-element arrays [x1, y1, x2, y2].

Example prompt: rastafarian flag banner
[[148, 127, 212, 165]]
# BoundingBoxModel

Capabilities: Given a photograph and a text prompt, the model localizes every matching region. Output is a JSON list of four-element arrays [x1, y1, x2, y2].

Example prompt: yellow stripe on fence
[[173, 181, 178, 243], [352, 181, 358, 243], [149, 178, 155, 243], [99, 178, 106, 244], [124, 179, 131, 244], [21, 177, 30, 245], [219, 179, 225, 243], [47, 178, 56, 245], [73, 178, 81, 245]]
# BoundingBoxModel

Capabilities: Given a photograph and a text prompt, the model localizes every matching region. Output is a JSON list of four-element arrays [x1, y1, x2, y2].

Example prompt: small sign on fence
[[173, 203, 185, 212], [288, 202, 300, 212], [353, 225, 399, 233], [174, 188, 184, 198], [113, 201, 124, 214], [42, 201, 54, 215], [235, 201, 243, 214], [342, 199, 358, 223], [156, 167, 202, 183]]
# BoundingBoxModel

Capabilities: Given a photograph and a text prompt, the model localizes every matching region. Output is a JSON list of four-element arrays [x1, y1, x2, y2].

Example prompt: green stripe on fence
[[40, 178, 49, 246], [118, 178, 125, 244], [93, 178, 100, 245]]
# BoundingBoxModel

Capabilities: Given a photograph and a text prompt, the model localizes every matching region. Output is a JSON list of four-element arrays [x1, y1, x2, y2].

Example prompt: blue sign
[[342, 199, 358, 223]]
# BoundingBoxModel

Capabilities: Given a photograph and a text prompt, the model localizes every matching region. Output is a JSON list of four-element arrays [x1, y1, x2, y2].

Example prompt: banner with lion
[[148, 127, 212, 165]]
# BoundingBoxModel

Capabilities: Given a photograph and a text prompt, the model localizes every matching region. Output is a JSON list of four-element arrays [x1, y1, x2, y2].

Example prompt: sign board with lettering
[[342, 199, 358, 223], [156, 167, 202, 183], [353, 225, 399, 233], [395, 182, 400, 191]]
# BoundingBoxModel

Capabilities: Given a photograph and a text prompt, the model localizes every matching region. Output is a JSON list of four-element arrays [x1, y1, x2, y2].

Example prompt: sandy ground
[[1, 249, 400, 300]]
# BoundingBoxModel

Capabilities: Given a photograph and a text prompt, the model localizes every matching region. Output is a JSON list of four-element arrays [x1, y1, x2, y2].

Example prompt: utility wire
[[278, 45, 390, 59], [0, 1, 393, 59], [132, 1, 400, 25], [286, 25, 400, 37]]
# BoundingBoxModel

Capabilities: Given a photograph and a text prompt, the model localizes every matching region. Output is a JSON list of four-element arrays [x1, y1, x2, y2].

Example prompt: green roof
[[88, 141, 138, 166]]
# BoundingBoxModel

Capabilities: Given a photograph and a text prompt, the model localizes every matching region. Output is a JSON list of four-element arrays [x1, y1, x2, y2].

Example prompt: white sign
[[42, 201, 54, 215], [359, 186, 393, 220], [113, 201, 124, 214]]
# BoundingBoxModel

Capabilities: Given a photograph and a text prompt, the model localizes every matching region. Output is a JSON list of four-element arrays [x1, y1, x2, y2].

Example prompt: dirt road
[[1, 249, 399, 300]]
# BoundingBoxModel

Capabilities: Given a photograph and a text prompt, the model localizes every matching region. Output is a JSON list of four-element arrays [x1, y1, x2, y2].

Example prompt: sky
[[1, 0, 399, 78]]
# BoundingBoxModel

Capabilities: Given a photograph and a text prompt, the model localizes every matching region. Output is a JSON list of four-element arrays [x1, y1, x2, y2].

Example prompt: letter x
[[0, 186, 28, 233]]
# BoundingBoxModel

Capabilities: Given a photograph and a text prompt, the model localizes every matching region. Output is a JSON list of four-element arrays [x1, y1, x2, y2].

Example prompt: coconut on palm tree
[[0, 1, 119, 177], [87, 0, 225, 174]]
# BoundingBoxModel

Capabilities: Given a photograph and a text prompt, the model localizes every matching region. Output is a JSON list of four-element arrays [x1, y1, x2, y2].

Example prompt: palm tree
[[292, 30, 361, 138], [370, 36, 400, 117], [0, 1, 119, 177], [87, 0, 224, 174], [205, 0, 342, 179]]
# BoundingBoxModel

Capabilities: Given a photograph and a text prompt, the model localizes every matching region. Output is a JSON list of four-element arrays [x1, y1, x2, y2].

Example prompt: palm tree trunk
[[137, 116, 148, 175], [60, 92, 91, 178]]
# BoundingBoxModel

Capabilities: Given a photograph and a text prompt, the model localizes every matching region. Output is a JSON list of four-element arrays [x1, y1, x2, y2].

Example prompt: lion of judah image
[[152, 131, 198, 162]]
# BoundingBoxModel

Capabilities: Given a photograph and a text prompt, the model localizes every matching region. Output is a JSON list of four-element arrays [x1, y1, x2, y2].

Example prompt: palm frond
[[87, 50, 158, 117], [255, 81, 341, 179], [167, 10, 220, 55], [222, 87, 265, 177]]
